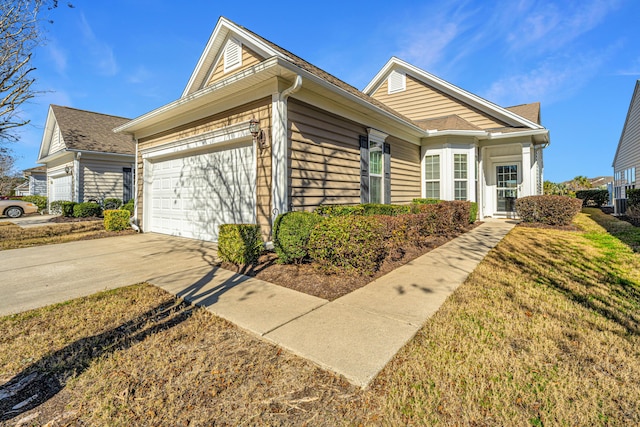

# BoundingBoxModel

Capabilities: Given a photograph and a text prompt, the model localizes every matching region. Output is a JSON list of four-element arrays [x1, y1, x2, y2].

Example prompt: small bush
[[103, 210, 130, 231], [412, 198, 442, 205], [627, 188, 640, 208], [361, 203, 411, 216], [73, 202, 102, 218], [515, 195, 582, 226], [470, 202, 478, 223], [103, 198, 123, 210], [217, 224, 263, 265], [21, 195, 47, 211], [410, 201, 471, 235], [308, 215, 386, 275], [122, 199, 135, 216], [314, 205, 364, 216], [575, 189, 609, 207], [50, 201, 77, 217], [273, 211, 325, 264]]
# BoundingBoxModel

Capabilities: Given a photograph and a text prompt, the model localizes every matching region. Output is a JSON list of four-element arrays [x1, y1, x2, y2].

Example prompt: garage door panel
[[147, 142, 255, 242]]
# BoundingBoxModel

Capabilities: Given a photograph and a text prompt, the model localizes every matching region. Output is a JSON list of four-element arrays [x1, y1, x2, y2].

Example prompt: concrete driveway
[[0, 233, 218, 316]]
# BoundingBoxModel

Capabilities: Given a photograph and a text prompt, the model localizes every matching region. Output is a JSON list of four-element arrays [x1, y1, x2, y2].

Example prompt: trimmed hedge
[[575, 189, 609, 207], [361, 203, 411, 216], [412, 198, 442, 205], [103, 198, 122, 210], [515, 195, 582, 226], [314, 205, 364, 216], [308, 215, 386, 275], [104, 210, 130, 231], [217, 224, 263, 265], [470, 202, 478, 223], [273, 211, 325, 264], [122, 199, 135, 215], [21, 195, 47, 211], [628, 188, 640, 208], [73, 202, 102, 218]]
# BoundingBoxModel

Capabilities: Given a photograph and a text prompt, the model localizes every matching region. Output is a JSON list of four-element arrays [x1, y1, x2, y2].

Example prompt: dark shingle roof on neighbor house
[[51, 105, 135, 155]]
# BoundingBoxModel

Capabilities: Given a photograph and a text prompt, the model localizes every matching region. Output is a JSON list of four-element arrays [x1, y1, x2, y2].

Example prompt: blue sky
[[9, 0, 640, 182]]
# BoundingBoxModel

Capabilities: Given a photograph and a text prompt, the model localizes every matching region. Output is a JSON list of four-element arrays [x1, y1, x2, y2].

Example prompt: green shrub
[[412, 198, 442, 205], [515, 195, 582, 226], [627, 188, 640, 208], [575, 189, 609, 207], [122, 199, 135, 215], [50, 201, 77, 217], [73, 202, 102, 218], [273, 211, 325, 264], [469, 202, 478, 223], [410, 201, 471, 235], [314, 204, 365, 216], [361, 203, 411, 216], [103, 210, 130, 231], [21, 195, 47, 211], [308, 215, 386, 275], [103, 198, 123, 210], [217, 224, 263, 265]]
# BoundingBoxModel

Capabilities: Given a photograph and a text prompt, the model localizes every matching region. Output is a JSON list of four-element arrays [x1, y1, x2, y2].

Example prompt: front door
[[496, 164, 519, 213]]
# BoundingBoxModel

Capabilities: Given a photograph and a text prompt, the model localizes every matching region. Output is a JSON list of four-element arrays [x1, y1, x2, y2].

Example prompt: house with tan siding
[[37, 105, 136, 208], [612, 80, 640, 213], [116, 17, 549, 242]]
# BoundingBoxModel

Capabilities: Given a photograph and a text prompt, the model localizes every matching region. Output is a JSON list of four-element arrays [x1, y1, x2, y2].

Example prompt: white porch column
[[478, 146, 485, 220], [521, 143, 532, 196], [271, 92, 288, 220]]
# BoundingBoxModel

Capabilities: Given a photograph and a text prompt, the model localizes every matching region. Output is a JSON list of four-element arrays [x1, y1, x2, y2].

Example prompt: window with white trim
[[388, 70, 406, 94], [369, 139, 383, 204], [424, 155, 440, 199], [454, 153, 468, 200], [224, 38, 242, 73]]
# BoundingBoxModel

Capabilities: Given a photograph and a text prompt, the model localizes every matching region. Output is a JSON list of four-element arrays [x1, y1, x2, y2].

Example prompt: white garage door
[[147, 142, 255, 242], [52, 175, 72, 201]]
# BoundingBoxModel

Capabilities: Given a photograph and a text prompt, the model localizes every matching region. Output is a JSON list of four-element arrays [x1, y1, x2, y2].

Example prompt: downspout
[[130, 138, 140, 232]]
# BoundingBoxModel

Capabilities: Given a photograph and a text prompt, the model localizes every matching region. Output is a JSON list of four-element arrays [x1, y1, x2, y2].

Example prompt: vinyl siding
[[137, 97, 272, 237], [288, 99, 421, 209], [80, 160, 129, 202], [30, 175, 47, 196], [206, 45, 264, 87], [50, 122, 65, 153], [388, 135, 421, 204], [614, 85, 640, 174], [372, 75, 508, 129]]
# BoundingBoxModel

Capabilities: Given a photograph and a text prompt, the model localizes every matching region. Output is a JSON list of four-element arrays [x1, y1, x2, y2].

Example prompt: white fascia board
[[182, 17, 290, 97], [70, 150, 135, 161], [425, 129, 488, 138], [115, 57, 284, 135], [486, 128, 549, 142], [37, 106, 56, 161], [366, 57, 544, 130]]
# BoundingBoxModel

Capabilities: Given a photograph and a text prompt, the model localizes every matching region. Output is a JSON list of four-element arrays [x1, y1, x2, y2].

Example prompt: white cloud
[[78, 13, 118, 76], [127, 66, 152, 84], [483, 48, 613, 105], [46, 41, 68, 75]]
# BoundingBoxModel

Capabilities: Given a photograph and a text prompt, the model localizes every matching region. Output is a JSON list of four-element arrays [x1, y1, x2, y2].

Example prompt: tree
[[567, 175, 592, 192], [0, 147, 21, 195], [0, 0, 62, 143]]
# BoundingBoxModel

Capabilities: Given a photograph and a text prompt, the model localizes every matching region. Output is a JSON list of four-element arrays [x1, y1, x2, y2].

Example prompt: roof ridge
[[50, 104, 131, 121]]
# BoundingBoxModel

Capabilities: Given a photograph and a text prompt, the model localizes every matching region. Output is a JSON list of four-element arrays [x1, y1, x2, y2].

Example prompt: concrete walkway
[[150, 220, 515, 388], [2, 220, 514, 388]]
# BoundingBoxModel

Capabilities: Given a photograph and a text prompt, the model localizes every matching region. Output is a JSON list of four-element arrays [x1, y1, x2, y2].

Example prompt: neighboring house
[[612, 80, 640, 214], [115, 17, 549, 242], [23, 166, 47, 196], [13, 181, 29, 196], [37, 105, 136, 207]]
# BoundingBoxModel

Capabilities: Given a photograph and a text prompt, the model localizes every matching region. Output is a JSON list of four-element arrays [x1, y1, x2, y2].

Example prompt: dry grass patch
[[1, 284, 376, 426], [372, 212, 640, 425], [0, 221, 134, 250]]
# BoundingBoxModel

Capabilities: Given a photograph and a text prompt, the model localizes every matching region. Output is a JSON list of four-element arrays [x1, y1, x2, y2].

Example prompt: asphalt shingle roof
[[51, 105, 135, 155]]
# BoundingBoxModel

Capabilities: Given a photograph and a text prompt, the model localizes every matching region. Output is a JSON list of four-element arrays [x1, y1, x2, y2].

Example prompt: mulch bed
[[221, 225, 476, 301], [48, 216, 103, 223]]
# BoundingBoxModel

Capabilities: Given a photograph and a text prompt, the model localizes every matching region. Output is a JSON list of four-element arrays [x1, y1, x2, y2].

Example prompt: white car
[[0, 199, 38, 218]]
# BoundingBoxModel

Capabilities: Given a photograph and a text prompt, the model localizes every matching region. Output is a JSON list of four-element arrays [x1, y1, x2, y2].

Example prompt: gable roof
[[39, 106, 135, 161], [415, 115, 482, 132], [364, 57, 544, 130], [612, 80, 640, 167], [505, 102, 541, 125]]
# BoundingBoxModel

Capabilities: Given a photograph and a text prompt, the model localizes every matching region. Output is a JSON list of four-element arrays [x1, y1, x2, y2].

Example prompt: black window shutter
[[383, 143, 391, 204], [360, 135, 369, 204]]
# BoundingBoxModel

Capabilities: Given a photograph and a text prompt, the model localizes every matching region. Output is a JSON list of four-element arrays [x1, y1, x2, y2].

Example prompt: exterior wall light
[[249, 118, 267, 149]]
